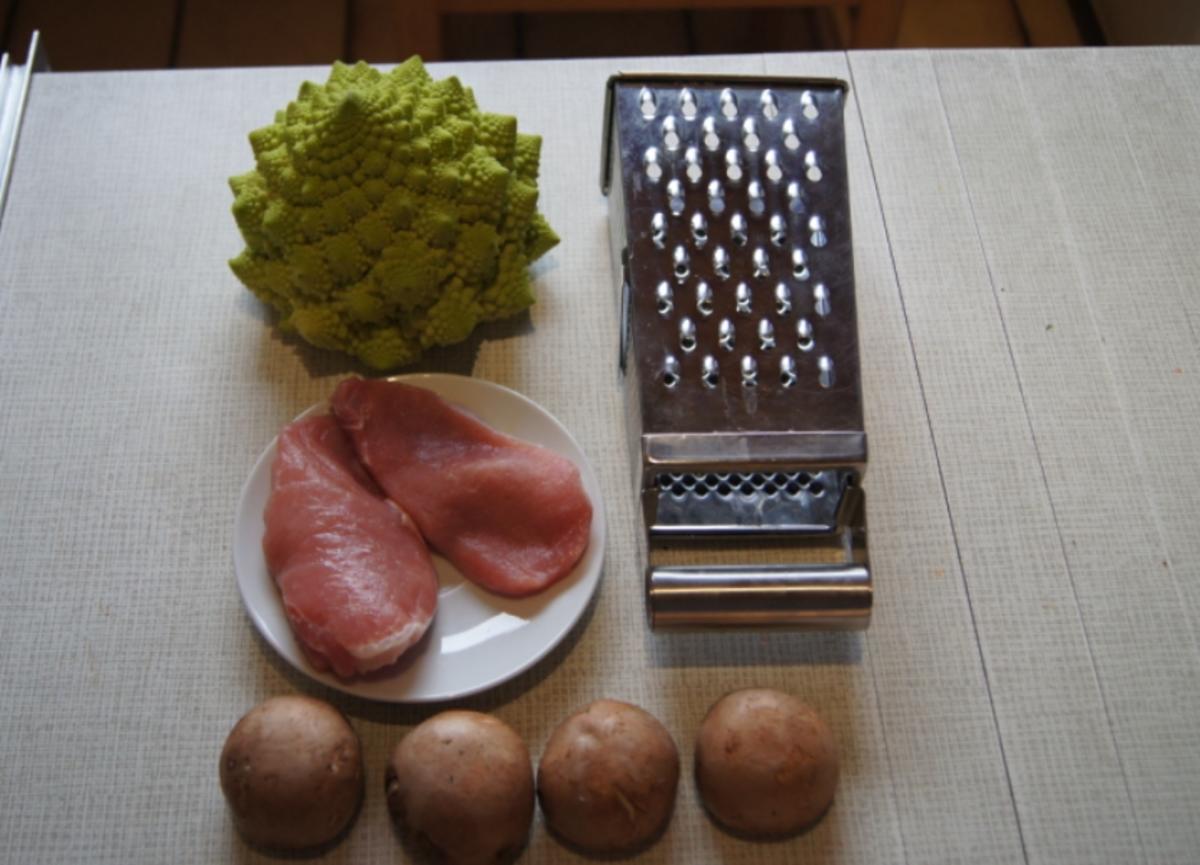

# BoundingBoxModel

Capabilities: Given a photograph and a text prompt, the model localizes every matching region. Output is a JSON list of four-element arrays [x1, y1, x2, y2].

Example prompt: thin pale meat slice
[[331, 378, 593, 598], [262, 413, 438, 678]]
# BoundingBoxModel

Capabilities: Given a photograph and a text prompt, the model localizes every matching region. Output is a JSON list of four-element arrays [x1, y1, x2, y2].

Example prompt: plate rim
[[232, 373, 607, 703]]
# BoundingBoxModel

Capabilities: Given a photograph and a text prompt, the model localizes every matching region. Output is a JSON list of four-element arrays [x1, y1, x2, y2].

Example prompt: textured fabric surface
[[0, 49, 1198, 864]]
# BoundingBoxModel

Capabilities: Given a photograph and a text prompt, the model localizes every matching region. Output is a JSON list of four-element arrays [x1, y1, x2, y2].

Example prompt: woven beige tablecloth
[[1, 48, 1198, 864]]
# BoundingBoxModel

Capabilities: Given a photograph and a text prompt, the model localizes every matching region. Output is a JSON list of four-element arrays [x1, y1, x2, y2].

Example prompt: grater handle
[[648, 563, 871, 629]]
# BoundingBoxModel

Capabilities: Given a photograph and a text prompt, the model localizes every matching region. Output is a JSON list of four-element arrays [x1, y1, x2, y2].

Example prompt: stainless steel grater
[[602, 74, 871, 629]]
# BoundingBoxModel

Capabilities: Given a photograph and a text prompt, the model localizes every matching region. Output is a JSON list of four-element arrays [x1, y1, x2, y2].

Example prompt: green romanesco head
[[229, 57, 559, 369]]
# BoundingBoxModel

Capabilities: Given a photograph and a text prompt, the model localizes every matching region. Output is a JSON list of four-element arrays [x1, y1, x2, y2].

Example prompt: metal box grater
[[601, 74, 871, 629]]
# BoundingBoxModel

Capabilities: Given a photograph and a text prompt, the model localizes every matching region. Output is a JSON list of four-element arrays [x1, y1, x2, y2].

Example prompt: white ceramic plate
[[233, 374, 606, 703]]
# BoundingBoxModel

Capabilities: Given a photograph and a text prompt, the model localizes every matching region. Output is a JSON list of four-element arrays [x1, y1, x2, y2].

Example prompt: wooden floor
[[1, 0, 1088, 71]]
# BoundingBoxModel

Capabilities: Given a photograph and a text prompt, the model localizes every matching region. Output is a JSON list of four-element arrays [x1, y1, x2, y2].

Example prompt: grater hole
[[748, 182, 766, 215], [662, 116, 681, 151], [813, 284, 831, 317], [775, 283, 792, 314], [809, 481, 825, 497], [703, 117, 721, 151], [801, 91, 819, 121], [701, 355, 720, 388], [707, 180, 726, 215], [679, 326, 697, 354], [760, 90, 780, 120], [741, 355, 757, 388], [680, 88, 698, 119], [720, 88, 738, 119], [797, 472, 812, 488], [673, 244, 690, 280], [770, 214, 787, 247], [725, 148, 743, 183], [742, 118, 760, 152], [752, 248, 770, 278], [797, 317, 814, 351], [787, 181, 806, 214], [730, 213, 748, 247], [807, 165, 823, 183], [757, 318, 776, 350], [651, 212, 667, 247], [662, 354, 680, 388], [655, 281, 673, 316], [793, 249, 810, 281], [735, 284, 751, 315], [783, 118, 800, 150], [714, 248, 732, 280], [639, 87, 657, 119], [809, 214, 828, 247], [718, 318, 735, 351], [750, 472, 767, 489], [817, 355, 836, 388], [685, 144, 702, 179], [780, 355, 797, 387]]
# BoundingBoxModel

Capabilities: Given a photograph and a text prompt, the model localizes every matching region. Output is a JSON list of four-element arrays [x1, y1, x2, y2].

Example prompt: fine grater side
[[602, 74, 871, 629]]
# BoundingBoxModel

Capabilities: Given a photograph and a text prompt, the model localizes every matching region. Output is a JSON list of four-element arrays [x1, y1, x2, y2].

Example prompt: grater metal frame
[[602, 73, 872, 630]]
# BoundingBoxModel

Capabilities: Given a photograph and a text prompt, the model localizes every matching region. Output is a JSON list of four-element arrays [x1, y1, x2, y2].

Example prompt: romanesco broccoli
[[229, 57, 559, 369]]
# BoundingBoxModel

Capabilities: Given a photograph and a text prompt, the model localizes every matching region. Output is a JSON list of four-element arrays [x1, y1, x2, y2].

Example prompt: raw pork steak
[[332, 378, 593, 597], [263, 413, 438, 678]]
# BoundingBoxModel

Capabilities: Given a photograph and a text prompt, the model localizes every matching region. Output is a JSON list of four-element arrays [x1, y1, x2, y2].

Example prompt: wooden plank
[[6, 0, 175, 70], [347, 0, 441, 63], [176, 0, 346, 68], [1011, 0, 1082, 46], [690, 8, 826, 54], [929, 48, 1200, 860], [443, 0, 853, 11], [849, 49, 1143, 864], [760, 51, 1024, 864], [1090, 0, 1200, 45], [852, 0, 903, 48], [895, 0, 1025, 48], [441, 13, 517, 61], [520, 11, 690, 59]]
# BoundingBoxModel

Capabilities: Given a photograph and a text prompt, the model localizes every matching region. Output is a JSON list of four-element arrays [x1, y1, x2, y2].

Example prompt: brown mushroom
[[694, 688, 839, 838], [219, 695, 363, 852], [385, 710, 534, 865], [537, 699, 680, 855]]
